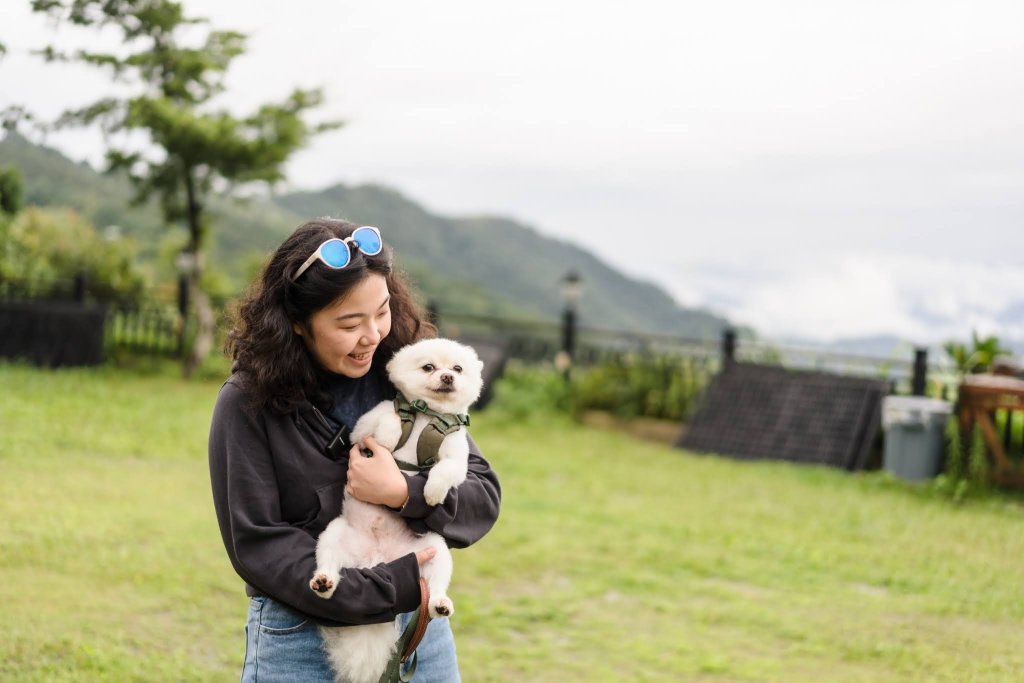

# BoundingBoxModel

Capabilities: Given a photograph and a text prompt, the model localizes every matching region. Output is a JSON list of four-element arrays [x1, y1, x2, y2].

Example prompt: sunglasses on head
[[291, 226, 384, 282]]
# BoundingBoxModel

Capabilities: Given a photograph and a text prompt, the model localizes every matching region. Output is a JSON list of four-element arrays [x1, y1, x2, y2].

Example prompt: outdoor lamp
[[560, 270, 583, 308], [559, 270, 584, 379]]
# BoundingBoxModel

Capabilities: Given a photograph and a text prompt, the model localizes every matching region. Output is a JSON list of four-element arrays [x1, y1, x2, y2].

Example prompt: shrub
[[0, 207, 149, 304], [484, 355, 711, 424], [482, 361, 571, 423], [569, 354, 709, 421]]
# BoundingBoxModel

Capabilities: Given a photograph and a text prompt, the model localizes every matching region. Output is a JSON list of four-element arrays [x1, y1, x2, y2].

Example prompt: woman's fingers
[[362, 435, 387, 457], [346, 437, 409, 508], [415, 547, 437, 566]]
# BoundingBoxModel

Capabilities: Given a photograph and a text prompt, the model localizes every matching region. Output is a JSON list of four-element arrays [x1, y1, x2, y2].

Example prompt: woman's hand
[[346, 436, 410, 509]]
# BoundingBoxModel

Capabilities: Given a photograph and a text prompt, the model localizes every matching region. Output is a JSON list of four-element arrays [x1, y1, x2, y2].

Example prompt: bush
[[483, 354, 711, 424], [569, 354, 709, 421], [0, 207, 149, 304], [482, 361, 571, 423]]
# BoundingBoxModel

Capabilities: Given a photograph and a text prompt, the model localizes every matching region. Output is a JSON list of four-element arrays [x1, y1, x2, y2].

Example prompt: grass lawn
[[2, 362, 1024, 681]]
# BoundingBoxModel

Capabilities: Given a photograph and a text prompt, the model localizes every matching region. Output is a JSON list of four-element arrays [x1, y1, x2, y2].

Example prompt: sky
[[2, 0, 1023, 347]]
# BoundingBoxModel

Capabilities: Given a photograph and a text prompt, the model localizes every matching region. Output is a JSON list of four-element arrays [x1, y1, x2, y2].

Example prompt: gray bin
[[881, 396, 952, 481]]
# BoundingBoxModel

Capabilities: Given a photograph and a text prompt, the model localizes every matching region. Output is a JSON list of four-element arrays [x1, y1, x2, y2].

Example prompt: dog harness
[[392, 391, 470, 473]]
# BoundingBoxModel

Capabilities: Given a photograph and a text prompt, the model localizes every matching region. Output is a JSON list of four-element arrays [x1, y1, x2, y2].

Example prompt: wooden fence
[[0, 275, 960, 394]]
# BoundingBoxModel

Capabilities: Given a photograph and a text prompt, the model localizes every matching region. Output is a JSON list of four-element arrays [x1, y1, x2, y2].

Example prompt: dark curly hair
[[226, 218, 436, 414]]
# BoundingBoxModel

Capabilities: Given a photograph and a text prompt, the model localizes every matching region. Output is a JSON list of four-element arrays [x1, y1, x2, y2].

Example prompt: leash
[[378, 578, 432, 683]]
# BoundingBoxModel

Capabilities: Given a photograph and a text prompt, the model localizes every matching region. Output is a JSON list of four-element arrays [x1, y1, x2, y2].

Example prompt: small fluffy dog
[[310, 337, 484, 683]]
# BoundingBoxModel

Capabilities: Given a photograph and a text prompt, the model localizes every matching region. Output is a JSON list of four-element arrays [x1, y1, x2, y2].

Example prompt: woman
[[208, 218, 501, 681]]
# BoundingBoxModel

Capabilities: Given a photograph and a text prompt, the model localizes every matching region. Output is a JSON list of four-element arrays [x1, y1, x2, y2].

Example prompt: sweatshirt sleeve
[[208, 381, 422, 625], [398, 433, 502, 547]]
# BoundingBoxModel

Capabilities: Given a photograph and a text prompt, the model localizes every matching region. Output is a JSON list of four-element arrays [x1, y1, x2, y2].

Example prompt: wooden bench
[[957, 374, 1024, 485]]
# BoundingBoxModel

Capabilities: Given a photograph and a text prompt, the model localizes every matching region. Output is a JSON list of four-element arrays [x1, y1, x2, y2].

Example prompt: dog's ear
[[466, 347, 484, 374]]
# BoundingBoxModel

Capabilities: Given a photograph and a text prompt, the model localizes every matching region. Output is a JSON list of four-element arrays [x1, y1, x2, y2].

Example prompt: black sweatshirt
[[207, 374, 502, 627]]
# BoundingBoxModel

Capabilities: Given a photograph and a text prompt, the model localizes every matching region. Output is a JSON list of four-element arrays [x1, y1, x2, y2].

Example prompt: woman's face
[[296, 273, 393, 378]]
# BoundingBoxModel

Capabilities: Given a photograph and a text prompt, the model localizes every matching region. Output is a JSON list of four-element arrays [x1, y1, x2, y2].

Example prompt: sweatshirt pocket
[[311, 480, 346, 534]]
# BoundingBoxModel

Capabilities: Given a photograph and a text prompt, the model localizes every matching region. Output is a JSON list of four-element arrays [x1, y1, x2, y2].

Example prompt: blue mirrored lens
[[353, 227, 383, 255], [319, 239, 351, 268]]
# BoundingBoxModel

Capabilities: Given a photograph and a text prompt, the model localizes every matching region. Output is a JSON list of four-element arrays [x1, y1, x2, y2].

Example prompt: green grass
[[2, 363, 1024, 681]]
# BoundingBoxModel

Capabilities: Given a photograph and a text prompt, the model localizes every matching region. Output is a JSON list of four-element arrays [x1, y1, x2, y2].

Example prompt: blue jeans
[[240, 596, 461, 682]]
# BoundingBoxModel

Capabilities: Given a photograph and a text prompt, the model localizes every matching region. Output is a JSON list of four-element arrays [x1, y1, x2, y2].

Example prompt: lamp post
[[557, 270, 583, 381], [175, 250, 196, 357]]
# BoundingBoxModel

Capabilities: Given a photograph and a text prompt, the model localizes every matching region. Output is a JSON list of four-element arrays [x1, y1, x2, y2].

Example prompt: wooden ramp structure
[[676, 362, 888, 471]]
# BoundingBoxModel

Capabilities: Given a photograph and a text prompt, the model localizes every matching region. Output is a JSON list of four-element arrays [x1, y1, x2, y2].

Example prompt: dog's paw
[[429, 596, 454, 619], [309, 573, 336, 599], [423, 478, 451, 507]]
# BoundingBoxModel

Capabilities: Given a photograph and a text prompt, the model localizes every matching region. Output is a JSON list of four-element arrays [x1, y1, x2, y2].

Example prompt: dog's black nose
[[441, 373, 454, 384]]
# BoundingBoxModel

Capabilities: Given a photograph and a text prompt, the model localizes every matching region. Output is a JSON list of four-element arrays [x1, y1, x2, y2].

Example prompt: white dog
[[309, 338, 484, 683]]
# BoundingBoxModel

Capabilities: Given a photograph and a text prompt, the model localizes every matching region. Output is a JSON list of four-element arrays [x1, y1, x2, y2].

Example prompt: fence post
[[177, 274, 190, 356], [722, 328, 736, 369], [912, 348, 927, 396], [559, 305, 577, 381], [73, 271, 87, 304]]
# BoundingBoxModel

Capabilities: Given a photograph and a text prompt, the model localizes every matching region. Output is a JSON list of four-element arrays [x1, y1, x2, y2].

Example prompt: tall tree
[[29, 0, 340, 375], [0, 166, 23, 215]]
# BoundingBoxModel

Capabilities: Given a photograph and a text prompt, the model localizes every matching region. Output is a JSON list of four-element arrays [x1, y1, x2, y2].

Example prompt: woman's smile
[[347, 349, 374, 365]]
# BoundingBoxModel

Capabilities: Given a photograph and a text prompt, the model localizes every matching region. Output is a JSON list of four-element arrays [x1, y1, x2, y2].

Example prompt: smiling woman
[[293, 274, 393, 379], [210, 218, 502, 682], [226, 219, 426, 415]]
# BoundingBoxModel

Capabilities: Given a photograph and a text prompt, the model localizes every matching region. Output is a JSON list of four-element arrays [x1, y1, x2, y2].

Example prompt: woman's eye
[[453, 365, 463, 373], [342, 325, 359, 331], [422, 364, 435, 372]]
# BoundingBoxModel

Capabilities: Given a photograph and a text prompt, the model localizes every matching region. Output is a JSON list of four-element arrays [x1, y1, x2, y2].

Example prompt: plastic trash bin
[[881, 396, 952, 481]]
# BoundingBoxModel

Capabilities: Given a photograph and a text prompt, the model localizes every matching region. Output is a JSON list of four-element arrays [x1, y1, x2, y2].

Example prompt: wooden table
[[957, 374, 1024, 485]]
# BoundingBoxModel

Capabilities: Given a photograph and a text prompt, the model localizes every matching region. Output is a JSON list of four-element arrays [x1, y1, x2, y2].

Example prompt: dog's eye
[[453, 365, 463, 373], [422, 364, 435, 372]]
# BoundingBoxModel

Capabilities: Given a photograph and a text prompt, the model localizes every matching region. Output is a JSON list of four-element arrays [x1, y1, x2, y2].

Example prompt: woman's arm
[[396, 433, 502, 547], [208, 381, 422, 624]]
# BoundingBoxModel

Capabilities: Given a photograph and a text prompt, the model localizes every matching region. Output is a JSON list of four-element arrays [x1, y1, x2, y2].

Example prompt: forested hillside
[[2, 132, 732, 335]]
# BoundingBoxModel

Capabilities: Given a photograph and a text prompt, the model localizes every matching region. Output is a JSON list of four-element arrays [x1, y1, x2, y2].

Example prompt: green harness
[[391, 392, 470, 473]]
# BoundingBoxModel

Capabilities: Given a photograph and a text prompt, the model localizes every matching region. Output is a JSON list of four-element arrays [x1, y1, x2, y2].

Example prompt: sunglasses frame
[[291, 226, 384, 282]]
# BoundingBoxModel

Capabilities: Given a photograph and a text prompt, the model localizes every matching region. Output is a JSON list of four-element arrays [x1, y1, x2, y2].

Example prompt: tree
[[943, 331, 1013, 377], [29, 0, 340, 376], [0, 166, 23, 215]]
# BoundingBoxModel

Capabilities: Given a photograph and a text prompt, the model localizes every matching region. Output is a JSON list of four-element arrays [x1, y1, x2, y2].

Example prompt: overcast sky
[[2, 1, 1023, 346]]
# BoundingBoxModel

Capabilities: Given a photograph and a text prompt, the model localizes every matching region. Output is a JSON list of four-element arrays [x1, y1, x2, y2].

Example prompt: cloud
[[680, 251, 1024, 344], [4, 0, 1024, 345]]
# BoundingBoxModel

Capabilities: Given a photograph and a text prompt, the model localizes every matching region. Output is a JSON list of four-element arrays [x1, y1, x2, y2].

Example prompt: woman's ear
[[292, 322, 304, 337]]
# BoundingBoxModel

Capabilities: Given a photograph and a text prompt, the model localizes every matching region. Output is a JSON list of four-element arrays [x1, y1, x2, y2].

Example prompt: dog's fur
[[309, 338, 484, 683]]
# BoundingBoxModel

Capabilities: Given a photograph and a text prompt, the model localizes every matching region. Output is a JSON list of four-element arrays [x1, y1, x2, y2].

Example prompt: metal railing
[[433, 307, 956, 399]]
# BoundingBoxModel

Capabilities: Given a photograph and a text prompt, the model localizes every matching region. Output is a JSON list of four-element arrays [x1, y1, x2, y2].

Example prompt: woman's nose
[[362, 322, 382, 344]]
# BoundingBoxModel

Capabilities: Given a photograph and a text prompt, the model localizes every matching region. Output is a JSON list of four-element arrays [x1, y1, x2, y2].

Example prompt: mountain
[[0, 131, 302, 271], [274, 185, 732, 337], [1, 132, 733, 337]]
